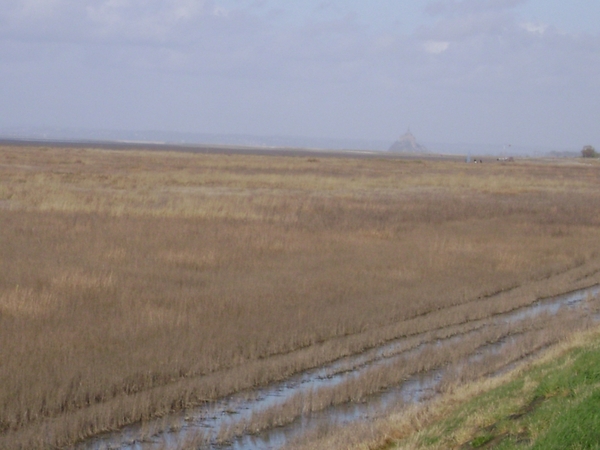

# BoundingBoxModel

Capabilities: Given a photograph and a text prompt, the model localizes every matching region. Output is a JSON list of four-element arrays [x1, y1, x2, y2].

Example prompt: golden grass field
[[1, 145, 600, 449]]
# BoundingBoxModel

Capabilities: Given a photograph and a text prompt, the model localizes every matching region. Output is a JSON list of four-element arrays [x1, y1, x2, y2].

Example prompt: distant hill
[[0, 127, 391, 152], [389, 129, 429, 153], [1, 125, 577, 157]]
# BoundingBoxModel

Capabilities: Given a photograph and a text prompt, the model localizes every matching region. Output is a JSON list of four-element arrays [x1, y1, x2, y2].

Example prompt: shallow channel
[[81, 285, 600, 450]]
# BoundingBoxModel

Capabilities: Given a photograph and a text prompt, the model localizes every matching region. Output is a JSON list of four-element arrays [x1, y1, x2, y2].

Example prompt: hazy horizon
[[1, 124, 578, 157]]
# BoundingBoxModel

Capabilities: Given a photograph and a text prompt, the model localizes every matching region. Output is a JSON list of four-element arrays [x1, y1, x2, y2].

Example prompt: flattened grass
[[383, 328, 600, 450]]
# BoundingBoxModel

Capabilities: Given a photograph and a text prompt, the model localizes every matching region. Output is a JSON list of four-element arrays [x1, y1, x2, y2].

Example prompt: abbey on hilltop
[[388, 128, 429, 153]]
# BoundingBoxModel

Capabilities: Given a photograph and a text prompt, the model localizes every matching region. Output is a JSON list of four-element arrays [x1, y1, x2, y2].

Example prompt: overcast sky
[[1, 0, 599, 149]]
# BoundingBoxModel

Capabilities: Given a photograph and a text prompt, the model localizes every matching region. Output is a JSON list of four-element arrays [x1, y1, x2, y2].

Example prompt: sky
[[1, 0, 599, 149]]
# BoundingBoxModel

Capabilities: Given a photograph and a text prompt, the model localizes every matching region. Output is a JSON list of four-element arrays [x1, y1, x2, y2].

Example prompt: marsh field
[[1, 144, 600, 449]]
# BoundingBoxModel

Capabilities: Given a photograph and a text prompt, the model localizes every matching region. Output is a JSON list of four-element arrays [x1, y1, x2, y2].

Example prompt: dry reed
[[1, 145, 600, 448]]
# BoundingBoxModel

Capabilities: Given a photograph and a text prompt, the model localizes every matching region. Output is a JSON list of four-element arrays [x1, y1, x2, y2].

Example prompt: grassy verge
[[369, 328, 600, 450]]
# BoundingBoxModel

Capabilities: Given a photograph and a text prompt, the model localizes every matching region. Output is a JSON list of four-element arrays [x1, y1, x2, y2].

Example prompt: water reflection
[[82, 285, 599, 450]]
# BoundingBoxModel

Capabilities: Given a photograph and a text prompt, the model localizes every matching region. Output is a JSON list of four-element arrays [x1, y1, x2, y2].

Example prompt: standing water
[[81, 285, 600, 450]]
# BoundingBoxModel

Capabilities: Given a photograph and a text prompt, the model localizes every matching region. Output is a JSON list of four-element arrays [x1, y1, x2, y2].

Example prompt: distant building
[[388, 129, 429, 153]]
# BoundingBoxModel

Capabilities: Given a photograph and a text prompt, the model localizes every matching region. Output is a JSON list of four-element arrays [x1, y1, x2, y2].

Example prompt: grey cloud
[[0, 0, 89, 42], [85, 0, 212, 44], [0, 0, 215, 44], [0, 1, 599, 148], [426, 0, 526, 17], [418, 10, 515, 41], [0, 0, 283, 77]]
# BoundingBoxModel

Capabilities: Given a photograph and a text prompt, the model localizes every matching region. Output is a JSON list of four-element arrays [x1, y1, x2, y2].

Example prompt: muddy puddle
[[80, 285, 600, 450]]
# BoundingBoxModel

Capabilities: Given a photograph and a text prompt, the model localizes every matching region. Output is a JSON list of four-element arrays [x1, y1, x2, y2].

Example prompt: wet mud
[[80, 285, 600, 450]]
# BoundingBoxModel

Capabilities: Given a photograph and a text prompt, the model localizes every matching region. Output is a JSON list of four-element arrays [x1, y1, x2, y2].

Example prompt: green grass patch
[[533, 390, 600, 449], [391, 331, 600, 449]]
